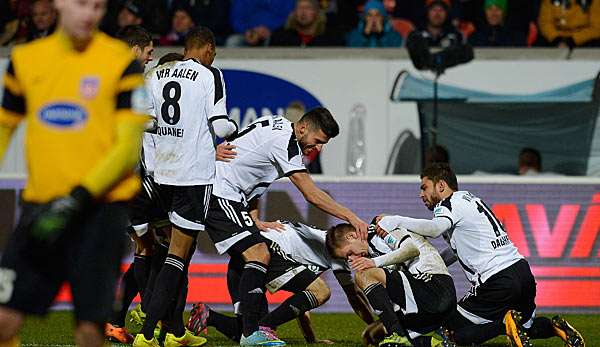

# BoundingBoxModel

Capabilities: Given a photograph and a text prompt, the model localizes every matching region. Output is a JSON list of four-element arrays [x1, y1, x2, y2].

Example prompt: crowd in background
[[2, 0, 600, 48]]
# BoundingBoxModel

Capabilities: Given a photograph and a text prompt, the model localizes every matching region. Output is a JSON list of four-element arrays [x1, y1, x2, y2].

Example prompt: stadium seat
[[390, 18, 415, 39], [527, 22, 538, 47]]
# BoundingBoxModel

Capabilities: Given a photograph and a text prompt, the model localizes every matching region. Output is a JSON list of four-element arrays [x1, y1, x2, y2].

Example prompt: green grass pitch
[[21, 311, 599, 346]]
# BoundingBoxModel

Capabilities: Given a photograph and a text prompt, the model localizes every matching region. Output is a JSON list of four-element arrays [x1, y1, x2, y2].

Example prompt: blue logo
[[39, 103, 88, 128], [222, 69, 322, 128]]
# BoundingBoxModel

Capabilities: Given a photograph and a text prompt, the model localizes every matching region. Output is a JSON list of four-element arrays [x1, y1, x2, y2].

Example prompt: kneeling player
[[187, 221, 374, 344], [326, 222, 456, 347]]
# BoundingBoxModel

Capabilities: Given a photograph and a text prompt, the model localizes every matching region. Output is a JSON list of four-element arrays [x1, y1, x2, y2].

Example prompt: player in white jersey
[[382, 163, 585, 347], [204, 108, 369, 346], [326, 221, 456, 347], [133, 28, 237, 347], [187, 221, 374, 343]]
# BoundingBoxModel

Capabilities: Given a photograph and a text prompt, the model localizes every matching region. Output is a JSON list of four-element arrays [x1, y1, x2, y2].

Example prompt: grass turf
[[21, 311, 599, 346]]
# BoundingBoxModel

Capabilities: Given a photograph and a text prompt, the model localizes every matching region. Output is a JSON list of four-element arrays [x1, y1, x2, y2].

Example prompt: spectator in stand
[[418, 0, 463, 47], [347, 0, 402, 47], [394, 0, 461, 29], [227, 0, 295, 46], [25, 0, 57, 42], [0, 0, 18, 45], [114, 0, 144, 36], [270, 0, 345, 47], [469, 0, 526, 46], [518, 147, 542, 175], [538, 0, 600, 48], [186, 0, 232, 46], [160, 5, 196, 46], [460, 0, 536, 40]]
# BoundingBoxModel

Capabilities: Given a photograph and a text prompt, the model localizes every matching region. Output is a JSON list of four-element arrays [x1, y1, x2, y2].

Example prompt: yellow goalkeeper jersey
[[0, 30, 147, 203]]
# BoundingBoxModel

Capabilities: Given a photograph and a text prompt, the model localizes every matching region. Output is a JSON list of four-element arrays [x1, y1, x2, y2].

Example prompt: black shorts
[[265, 241, 323, 294], [129, 175, 168, 237], [457, 259, 536, 325], [158, 184, 212, 235], [0, 203, 128, 323], [385, 269, 456, 335], [205, 195, 266, 256]]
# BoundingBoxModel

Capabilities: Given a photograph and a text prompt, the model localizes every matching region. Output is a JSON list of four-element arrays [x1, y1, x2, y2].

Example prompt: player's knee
[[355, 268, 384, 289], [243, 242, 270, 264], [308, 278, 331, 305], [0, 308, 23, 342]]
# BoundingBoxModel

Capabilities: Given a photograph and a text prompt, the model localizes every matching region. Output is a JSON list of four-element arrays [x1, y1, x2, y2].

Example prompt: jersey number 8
[[161, 81, 182, 125]]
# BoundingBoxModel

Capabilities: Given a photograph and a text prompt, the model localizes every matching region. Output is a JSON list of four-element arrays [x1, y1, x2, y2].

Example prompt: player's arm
[[80, 60, 148, 198], [248, 197, 284, 231], [207, 68, 237, 139], [334, 269, 374, 324], [377, 214, 452, 238], [296, 312, 334, 344], [289, 171, 368, 238], [0, 58, 25, 162]]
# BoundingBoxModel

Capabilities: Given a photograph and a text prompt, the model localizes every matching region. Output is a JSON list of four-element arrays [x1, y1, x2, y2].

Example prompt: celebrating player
[[381, 163, 585, 347], [0, 0, 148, 346], [204, 110, 369, 346], [326, 221, 456, 347], [188, 221, 374, 343], [133, 27, 237, 347]]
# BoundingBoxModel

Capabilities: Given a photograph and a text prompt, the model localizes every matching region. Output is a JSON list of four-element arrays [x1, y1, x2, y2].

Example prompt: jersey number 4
[[476, 201, 505, 237], [161, 81, 181, 125]]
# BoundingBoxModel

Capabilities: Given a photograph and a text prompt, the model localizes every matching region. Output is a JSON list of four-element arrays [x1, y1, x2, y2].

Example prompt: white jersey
[[213, 116, 306, 203], [368, 228, 449, 276], [434, 191, 523, 284], [261, 221, 349, 272], [146, 59, 228, 185]]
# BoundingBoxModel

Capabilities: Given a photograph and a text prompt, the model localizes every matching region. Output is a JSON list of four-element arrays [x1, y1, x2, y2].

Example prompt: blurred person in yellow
[[0, 0, 148, 346]]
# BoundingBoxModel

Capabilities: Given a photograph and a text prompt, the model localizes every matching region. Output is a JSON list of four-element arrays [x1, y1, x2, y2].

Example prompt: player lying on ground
[[378, 163, 585, 347], [326, 221, 456, 347], [187, 221, 374, 344]]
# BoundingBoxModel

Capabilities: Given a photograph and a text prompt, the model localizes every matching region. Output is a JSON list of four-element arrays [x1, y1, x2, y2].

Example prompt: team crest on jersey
[[434, 206, 444, 216], [80, 76, 100, 100]]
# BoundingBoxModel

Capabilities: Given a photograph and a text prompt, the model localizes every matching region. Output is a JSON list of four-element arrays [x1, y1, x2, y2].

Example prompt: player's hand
[[349, 216, 369, 241], [215, 143, 237, 162], [256, 220, 285, 232], [349, 256, 376, 271], [30, 186, 93, 245]]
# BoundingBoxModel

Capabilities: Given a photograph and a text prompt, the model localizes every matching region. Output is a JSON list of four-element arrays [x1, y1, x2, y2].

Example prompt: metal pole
[[431, 72, 440, 148]]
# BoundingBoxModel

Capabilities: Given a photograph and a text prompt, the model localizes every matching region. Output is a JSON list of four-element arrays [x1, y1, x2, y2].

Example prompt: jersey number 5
[[476, 201, 504, 237], [161, 81, 181, 125]]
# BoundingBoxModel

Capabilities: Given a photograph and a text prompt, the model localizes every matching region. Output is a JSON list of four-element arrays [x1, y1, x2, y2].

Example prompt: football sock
[[364, 283, 406, 337], [411, 336, 434, 347], [141, 245, 168, 312], [260, 290, 319, 329], [227, 256, 244, 307], [112, 263, 138, 327], [526, 317, 555, 339], [166, 276, 188, 337], [141, 254, 186, 339], [239, 261, 268, 337], [207, 310, 243, 341], [134, 254, 151, 296], [453, 320, 504, 345]]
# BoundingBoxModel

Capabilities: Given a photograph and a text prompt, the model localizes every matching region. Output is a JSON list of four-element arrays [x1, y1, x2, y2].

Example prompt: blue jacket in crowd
[[230, 0, 296, 33]]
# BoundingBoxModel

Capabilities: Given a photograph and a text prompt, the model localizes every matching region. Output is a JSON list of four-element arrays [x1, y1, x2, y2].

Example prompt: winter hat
[[484, 0, 507, 12], [426, 0, 451, 10], [364, 0, 387, 17]]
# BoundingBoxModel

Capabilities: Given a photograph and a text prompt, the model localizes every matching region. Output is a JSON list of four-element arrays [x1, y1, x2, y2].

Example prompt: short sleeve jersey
[[145, 59, 228, 185], [212, 116, 307, 203], [433, 191, 523, 284], [367, 228, 449, 276], [261, 221, 349, 272], [0, 31, 147, 203]]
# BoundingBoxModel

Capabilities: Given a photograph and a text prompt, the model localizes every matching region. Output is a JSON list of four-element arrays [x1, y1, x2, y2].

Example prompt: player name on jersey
[[156, 126, 184, 137], [491, 234, 512, 250], [155, 67, 199, 82]]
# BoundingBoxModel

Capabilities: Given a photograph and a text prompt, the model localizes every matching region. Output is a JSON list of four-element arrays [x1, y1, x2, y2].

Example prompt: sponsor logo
[[39, 103, 87, 128], [80, 76, 99, 100], [222, 69, 322, 129]]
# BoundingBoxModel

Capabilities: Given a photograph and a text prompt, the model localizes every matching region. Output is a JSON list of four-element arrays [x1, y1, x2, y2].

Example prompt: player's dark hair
[[116, 25, 152, 49], [299, 107, 339, 139], [420, 163, 459, 191], [157, 52, 184, 66], [185, 26, 216, 50], [519, 147, 541, 171], [325, 223, 355, 258]]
